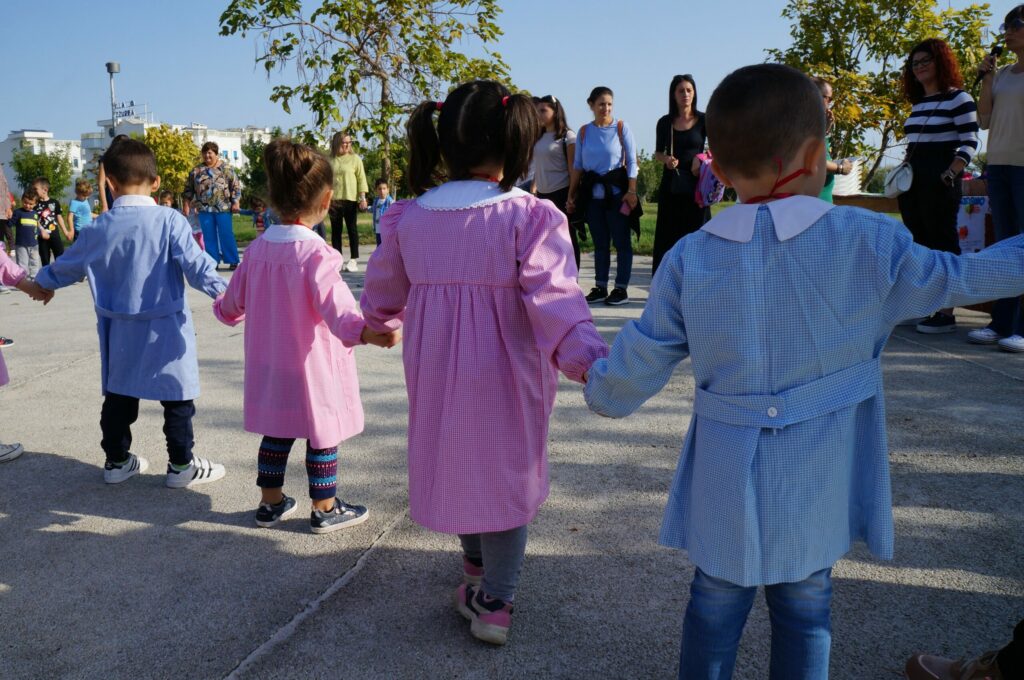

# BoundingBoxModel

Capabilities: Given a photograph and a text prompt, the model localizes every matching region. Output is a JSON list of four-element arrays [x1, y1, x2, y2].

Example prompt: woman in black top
[[652, 74, 708, 275]]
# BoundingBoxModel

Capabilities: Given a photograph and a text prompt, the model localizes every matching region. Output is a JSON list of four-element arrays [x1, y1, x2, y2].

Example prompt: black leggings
[[328, 200, 360, 259], [897, 144, 962, 254], [38, 231, 65, 265], [537, 187, 580, 272]]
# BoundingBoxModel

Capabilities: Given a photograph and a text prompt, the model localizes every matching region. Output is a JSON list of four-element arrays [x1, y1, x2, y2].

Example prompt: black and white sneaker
[[605, 288, 629, 306], [0, 337, 14, 347], [165, 456, 226, 488], [255, 495, 298, 528], [585, 286, 608, 304], [310, 498, 369, 534], [103, 453, 149, 484], [915, 312, 956, 334]]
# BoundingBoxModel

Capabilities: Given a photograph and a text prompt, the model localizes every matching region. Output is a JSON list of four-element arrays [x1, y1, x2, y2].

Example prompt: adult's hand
[[358, 198, 368, 211], [231, 202, 240, 214], [623, 192, 639, 210], [691, 156, 701, 176], [977, 53, 998, 78], [664, 156, 679, 170], [565, 195, 576, 214]]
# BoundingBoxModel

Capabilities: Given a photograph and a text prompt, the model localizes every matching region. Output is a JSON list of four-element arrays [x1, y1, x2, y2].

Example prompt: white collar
[[700, 195, 835, 243], [112, 195, 157, 208], [416, 181, 529, 211], [261, 224, 323, 242]]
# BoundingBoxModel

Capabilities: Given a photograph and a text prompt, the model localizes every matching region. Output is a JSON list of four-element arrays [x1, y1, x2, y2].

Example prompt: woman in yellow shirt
[[328, 132, 368, 272]]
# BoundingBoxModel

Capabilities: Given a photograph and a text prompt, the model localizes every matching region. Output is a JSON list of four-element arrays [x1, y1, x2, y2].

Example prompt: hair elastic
[[435, 101, 443, 111], [501, 96, 510, 107]]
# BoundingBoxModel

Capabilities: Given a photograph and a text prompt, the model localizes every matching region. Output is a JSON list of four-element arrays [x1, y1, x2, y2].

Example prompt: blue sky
[[0, 0, 999, 155]]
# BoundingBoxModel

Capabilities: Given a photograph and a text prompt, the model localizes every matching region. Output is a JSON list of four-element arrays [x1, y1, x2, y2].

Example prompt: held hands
[[17, 279, 54, 305], [361, 326, 401, 349], [358, 198, 368, 211]]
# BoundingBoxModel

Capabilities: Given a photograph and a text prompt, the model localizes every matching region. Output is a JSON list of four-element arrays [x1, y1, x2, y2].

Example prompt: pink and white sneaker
[[463, 557, 484, 586], [454, 583, 513, 645]]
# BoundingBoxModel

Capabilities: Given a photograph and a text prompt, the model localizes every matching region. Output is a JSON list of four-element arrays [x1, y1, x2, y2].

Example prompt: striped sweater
[[903, 89, 979, 164]]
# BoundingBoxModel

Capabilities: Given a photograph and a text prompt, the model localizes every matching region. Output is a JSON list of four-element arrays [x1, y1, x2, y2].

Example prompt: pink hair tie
[[435, 101, 443, 111], [501, 96, 510, 107]]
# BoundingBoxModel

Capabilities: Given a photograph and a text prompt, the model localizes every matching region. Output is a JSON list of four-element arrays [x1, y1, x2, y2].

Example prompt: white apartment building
[[0, 130, 85, 201]]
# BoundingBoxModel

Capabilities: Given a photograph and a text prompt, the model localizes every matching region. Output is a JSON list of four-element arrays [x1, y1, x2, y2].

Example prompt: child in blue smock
[[584, 64, 1024, 680], [35, 139, 229, 489]]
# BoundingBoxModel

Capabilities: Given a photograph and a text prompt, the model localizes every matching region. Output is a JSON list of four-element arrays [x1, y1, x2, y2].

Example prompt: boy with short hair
[[31, 177, 72, 263], [370, 178, 393, 246], [68, 178, 94, 237], [10, 189, 42, 277], [584, 64, 1024, 678], [35, 139, 229, 488]]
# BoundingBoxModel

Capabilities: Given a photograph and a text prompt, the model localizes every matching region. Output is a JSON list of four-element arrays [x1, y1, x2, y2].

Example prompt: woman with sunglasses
[[898, 37, 979, 335], [651, 74, 708, 275], [532, 95, 580, 270], [969, 4, 1024, 352]]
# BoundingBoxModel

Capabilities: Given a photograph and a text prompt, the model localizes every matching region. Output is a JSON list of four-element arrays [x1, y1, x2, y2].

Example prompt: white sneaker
[[966, 328, 1002, 345], [345, 258, 359, 272], [997, 335, 1024, 353], [165, 456, 226, 488], [0, 442, 24, 463], [103, 453, 149, 484]]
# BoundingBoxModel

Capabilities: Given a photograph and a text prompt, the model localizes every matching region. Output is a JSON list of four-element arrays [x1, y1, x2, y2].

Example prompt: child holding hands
[[214, 138, 397, 533], [584, 64, 1024, 679]]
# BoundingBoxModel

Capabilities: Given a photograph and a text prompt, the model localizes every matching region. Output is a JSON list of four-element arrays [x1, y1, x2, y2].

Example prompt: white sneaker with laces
[[966, 328, 1002, 345], [103, 453, 149, 483], [997, 335, 1024, 353], [165, 456, 226, 488], [0, 442, 24, 463], [345, 258, 359, 273]]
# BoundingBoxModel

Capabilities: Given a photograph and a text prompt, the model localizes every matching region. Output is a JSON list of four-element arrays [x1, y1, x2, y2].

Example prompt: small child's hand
[[361, 327, 401, 348], [17, 279, 54, 305], [39, 229, 50, 240]]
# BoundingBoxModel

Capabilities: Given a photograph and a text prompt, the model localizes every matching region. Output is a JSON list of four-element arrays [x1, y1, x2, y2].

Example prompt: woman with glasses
[[898, 38, 979, 334], [532, 95, 580, 270], [651, 74, 708, 275], [328, 132, 368, 272], [969, 4, 1024, 352], [810, 77, 853, 203]]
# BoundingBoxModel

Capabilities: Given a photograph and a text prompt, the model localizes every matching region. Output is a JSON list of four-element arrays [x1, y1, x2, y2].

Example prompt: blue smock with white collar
[[585, 195, 1024, 587], [35, 195, 226, 401]]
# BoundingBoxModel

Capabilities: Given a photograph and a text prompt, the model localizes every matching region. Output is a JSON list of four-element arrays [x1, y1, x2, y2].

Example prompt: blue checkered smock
[[586, 200, 1024, 587]]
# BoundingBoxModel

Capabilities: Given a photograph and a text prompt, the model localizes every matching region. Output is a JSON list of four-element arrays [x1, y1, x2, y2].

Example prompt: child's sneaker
[[165, 457, 226, 488], [0, 442, 24, 463], [255, 495, 298, 527], [103, 453, 149, 484], [916, 312, 956, 334], [453, 583, 513, 645], [0, 336, 14, 346], [310, 498, 368, 534], [463, 556, 484, 586]]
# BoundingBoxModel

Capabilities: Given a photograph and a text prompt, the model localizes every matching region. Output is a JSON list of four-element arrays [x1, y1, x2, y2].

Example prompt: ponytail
[[499, 93, 539, 192], [406, 101, 442, 196]]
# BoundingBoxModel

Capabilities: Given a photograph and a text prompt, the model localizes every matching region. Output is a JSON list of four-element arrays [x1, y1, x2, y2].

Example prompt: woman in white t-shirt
[[531, 95, 580, 269]]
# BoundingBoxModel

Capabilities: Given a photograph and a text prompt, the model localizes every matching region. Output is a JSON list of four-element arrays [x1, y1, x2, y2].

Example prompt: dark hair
[[75, 179, 93, 197], [902, 38, 964, 103], [264, 137, 333, 222], [103, 138, 159, 185], [330, 131, 354, 157], [1006, 4, 1024, 27], [158, 190, 174, 203], [535, 95, 570, 140], [201, 141, 219, 155], [32, 177, 50, 189], [587, 86, 614, 105], [21, 188, 38, 203], [706, 64, 825, 180], [374, 177, 388, 188], [668, 75, 699, 118], [406, 80, 538, 195]]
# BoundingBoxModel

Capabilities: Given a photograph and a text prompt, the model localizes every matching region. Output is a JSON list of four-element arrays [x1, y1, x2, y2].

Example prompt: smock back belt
[[94, 297, 185, 321], [693, 357, 881, 429]]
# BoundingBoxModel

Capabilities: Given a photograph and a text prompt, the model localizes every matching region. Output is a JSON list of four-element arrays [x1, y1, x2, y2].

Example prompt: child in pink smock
[[361, 81, 608, 645], [214, 138, 399, 534], [0, 250, 53, 462]]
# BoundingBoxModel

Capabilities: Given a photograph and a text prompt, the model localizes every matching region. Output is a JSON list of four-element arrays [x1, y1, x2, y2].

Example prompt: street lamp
[[106, 62, 120, 138]]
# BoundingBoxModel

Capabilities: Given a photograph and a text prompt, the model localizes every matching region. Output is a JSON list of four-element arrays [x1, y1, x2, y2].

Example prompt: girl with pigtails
[[360, 80, 608, 646]]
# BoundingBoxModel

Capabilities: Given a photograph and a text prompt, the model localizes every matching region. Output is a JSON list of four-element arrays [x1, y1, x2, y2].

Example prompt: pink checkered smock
[[361, 181, 609, 534], [0, 251, 27, 386]]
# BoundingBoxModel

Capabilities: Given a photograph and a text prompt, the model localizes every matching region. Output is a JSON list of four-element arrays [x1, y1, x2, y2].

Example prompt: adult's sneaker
[[165, 456, 226, 488], [255, 495, 298, 528], [904, 650, 1002, 680], [454, 582, 513, 645], [104, 453, 149, 484], [0, 442, 24, 463], [967, 327, 1002, 345], [310, 498, 368, 534], [605, 288, 629, 306], [345, 258, 359, 273], [585, 286, 608, 304], [997, 334, 1024, 353], [916, 312, 956, 334]]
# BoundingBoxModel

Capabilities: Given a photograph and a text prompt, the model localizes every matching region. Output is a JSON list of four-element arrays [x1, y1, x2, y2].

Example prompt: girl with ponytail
[[362, 80, 608, 645]]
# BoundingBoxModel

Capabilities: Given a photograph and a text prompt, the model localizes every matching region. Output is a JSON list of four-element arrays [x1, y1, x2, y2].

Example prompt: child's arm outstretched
[[34, 228, 92, 291], [360, 203, 409, 333], [518, 202, 608, 382], [169, 213, 227, 299], [584, 250, 690, 418]]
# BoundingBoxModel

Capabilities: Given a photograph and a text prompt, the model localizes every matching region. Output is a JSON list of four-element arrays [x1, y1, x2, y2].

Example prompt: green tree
[[145, 125, 200, 197], [219, 0, 511, 184], [636, 149, 663, 204], [238, 135, 269, 206], [9, 144, 74, 198], [768, 0, 990, 188]]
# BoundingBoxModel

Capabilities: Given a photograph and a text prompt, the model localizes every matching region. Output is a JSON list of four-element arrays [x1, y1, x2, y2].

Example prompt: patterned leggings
[[256, 436, 338, 500]]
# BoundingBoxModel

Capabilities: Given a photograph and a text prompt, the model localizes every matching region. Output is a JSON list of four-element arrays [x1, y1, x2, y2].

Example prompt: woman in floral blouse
[[184, 141, 241, 270]]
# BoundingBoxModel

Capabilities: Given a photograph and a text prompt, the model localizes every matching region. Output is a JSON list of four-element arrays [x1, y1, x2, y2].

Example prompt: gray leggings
[[458, 524, 528, 603]]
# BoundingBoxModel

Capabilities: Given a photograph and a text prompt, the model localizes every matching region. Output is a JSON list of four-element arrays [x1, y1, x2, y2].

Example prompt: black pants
[[537, 187, 580, 272], [328, 200, 360, 259], [897, 145, 962, 255], [38, 231, 65, 265], [100, 392, 195, 466], [997, 619, 1024, 677], [652, 177, 709, 276]]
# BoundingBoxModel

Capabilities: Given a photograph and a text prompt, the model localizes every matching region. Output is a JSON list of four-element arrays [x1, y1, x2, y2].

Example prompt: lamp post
[[105, 62, 120, 138]]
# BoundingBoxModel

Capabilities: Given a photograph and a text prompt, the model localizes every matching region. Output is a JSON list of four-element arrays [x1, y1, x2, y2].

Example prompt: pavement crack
[[223, 507, 408, 679]]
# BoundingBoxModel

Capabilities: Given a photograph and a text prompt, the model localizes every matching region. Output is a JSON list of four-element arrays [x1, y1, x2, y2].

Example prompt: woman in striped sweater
[[899, 37, 979, 334]]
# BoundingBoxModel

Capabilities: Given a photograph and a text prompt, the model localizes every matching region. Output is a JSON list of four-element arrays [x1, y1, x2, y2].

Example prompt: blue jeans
[[458, 525, 528, 602], [679, 567, 832, 680], [587, 200, 632, 290], [986, 165, 1024, 337], [198, 211, 240, 265]]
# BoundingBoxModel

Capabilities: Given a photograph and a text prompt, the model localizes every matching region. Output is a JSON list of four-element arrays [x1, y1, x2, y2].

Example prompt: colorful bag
[[694, 152, 725, 209]]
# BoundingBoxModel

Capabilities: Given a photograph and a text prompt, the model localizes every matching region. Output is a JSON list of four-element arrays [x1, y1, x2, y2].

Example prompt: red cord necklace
[[746, 158, 811, 204]]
